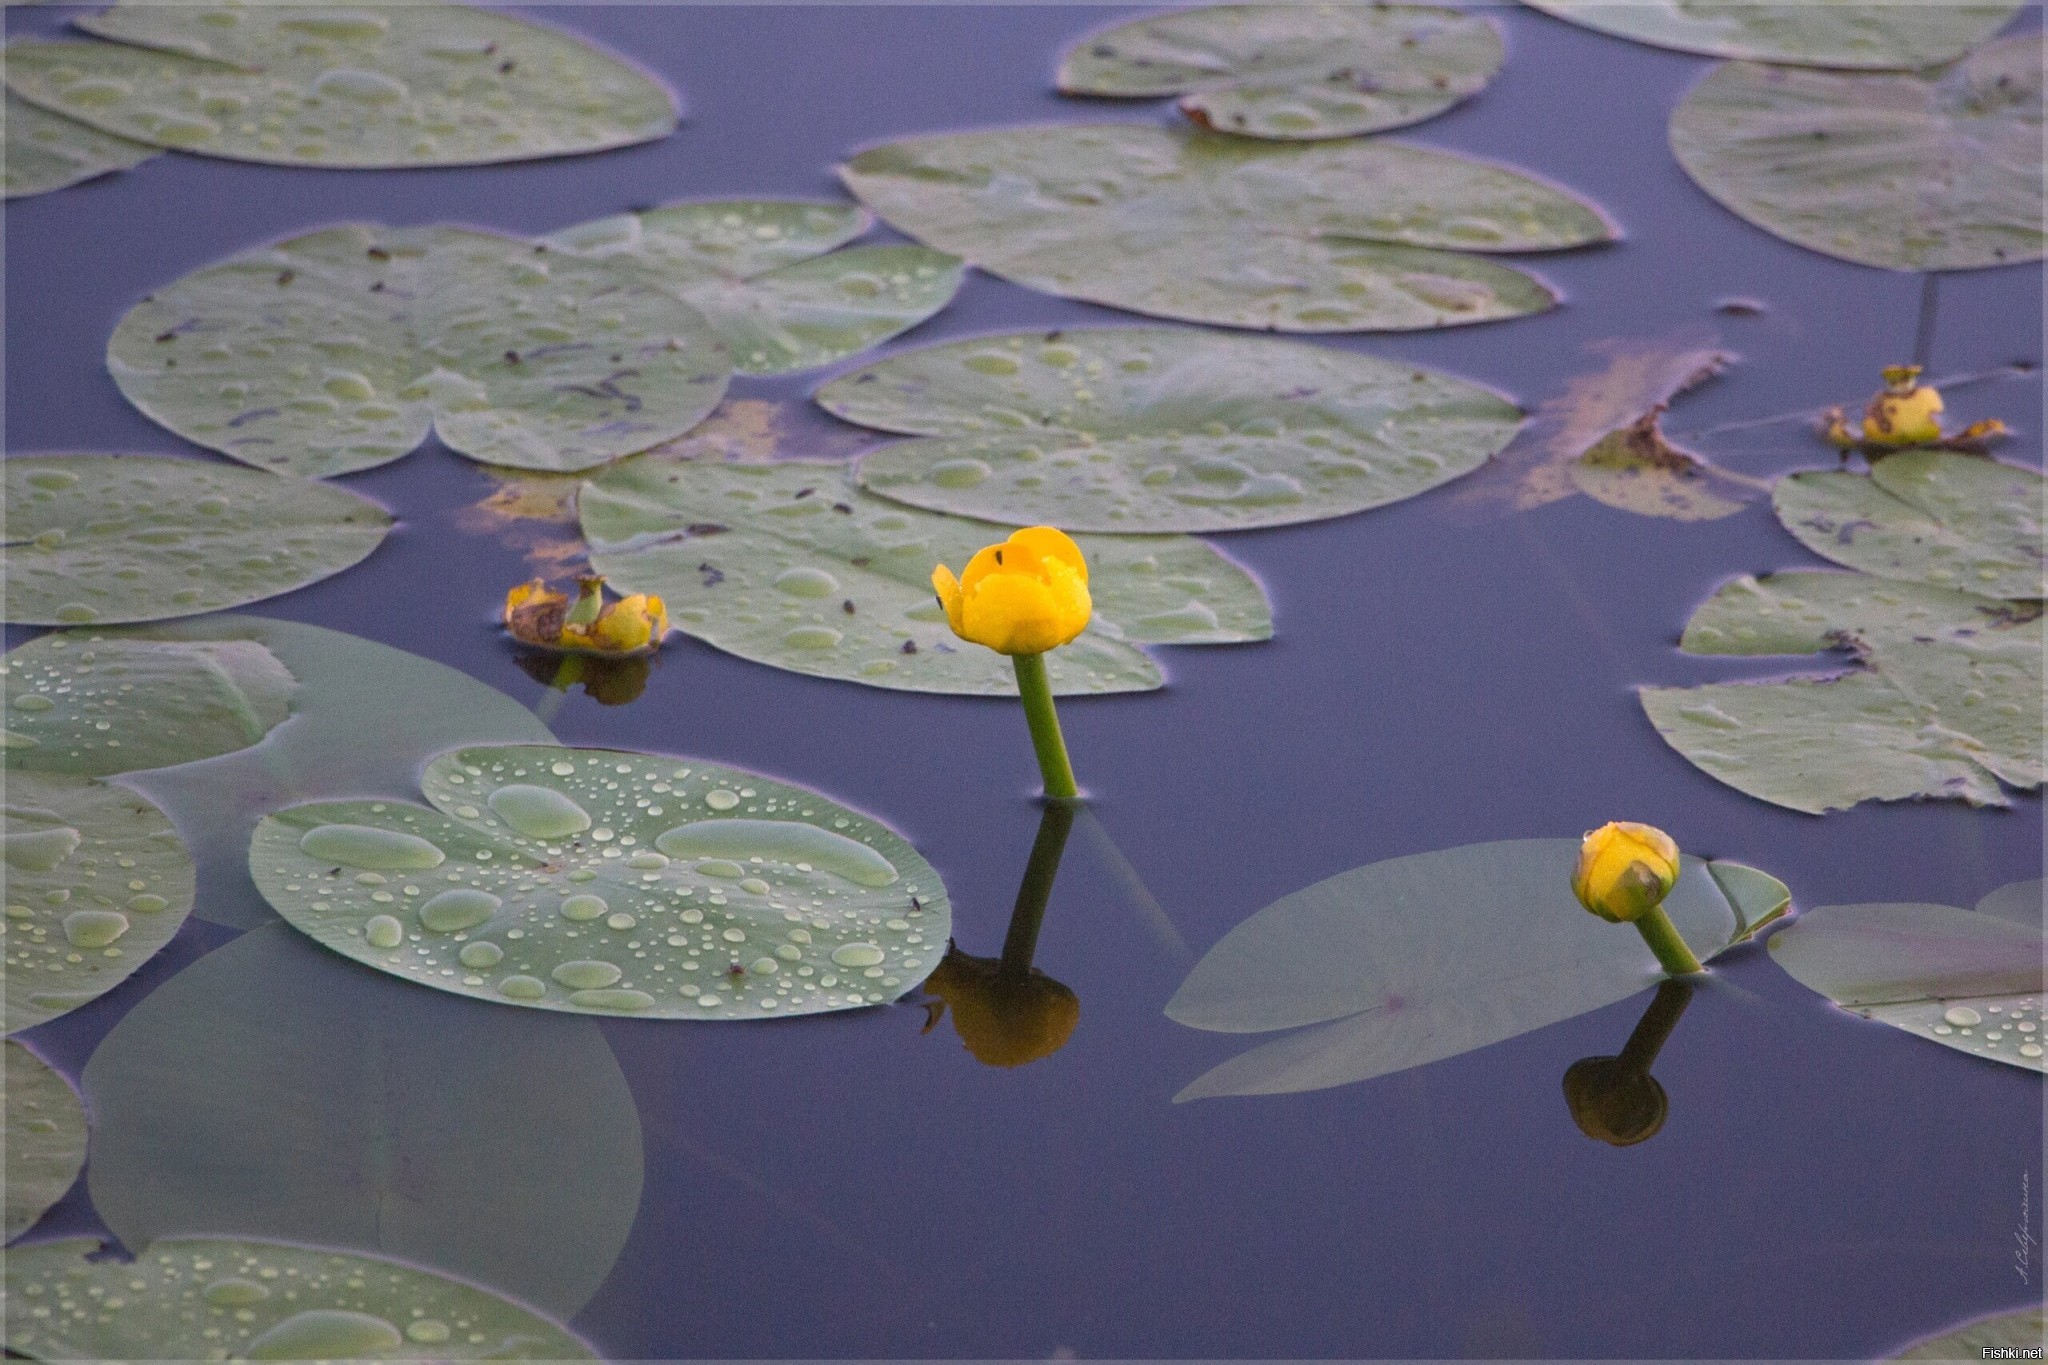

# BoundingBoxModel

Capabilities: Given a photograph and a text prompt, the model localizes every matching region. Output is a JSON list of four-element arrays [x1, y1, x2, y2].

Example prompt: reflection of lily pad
[[5, 3, 674, 167], [1569, 408, 1757, 522], [1525, 2, 2022, 70], [840, 124, 1611, 331], [83, 923, 640, 1318], [1769, 886, 2043, 1072], [251, 744, 950, 1018], [1890, 1304, 2047, 1360], [1640, 571, 2043, 813], [4, 1041, 86, 1242], [1056, 4, 1503, 139], [1166, 838, 1786, 1100], [3, 771, 194, 1035], [823, 328, 1521, 533], [3, 92, 160, 199], [583, 457, 1271, 694], [2, 456, 392, 624], [1670, 36, 2045, 270], [1774, 452, 2044, 601], [2, 1236, 595, 1360]]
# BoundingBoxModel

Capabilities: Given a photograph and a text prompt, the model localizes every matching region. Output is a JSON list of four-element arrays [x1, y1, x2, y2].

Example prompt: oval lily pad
[[582, 457, 1272, 695], [3, 769, 194, 1035], [4, 1041, 86, 1242], [1525, 2, 2022, 70], [250, 744, 950, 1018], [3, 91, 160, 199], [839, 124, 1612, 331], [5, 3, 674, 168], [1670, 36, 2046, 270], [822, 328, 1521, 533], [3, 455, 392, 624], [1891, 1304, 2048, 1360], [2, 1236, 595, 1360], [1056, 4, 1504, 139]]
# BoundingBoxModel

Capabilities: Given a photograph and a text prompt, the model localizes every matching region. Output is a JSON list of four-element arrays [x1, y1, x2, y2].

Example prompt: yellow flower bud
[[504, 576, 667, 658], [931, 526, 1092, 657], [1571, 821, 1681, 924], [585, 593, 668, 655], [922, 948, 1080, 1068], [1862, 364, 1944, 446]]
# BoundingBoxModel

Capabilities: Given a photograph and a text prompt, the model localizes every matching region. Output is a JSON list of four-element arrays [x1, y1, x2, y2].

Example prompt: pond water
[[5, 3, 2043, 1359]]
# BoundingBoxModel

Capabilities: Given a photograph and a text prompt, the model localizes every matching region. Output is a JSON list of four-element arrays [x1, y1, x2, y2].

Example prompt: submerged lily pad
[[1524, 2, 2022, 70], [3, 769, 194, 1035], [5, 3, 674, 168], [822, 328, 1521, 533], [1670, 36, 2045, 270], [1166, 838, 1785, 1100], [1769, 886, 2043, 1072], [2, 1236, 594, 1360], [1640, 571, 2043, 813], [1774, 452, 2044, 601], [3, 91, 159, 199], [1057, 4, 1503, 140], [250, 744, 950, 1018], [110, 223, 729, 478], [582, 457, 1272, 694], [840, 124, 1612, 331], [4, 1041, 86, 1242], [2, 456, 392, 624]]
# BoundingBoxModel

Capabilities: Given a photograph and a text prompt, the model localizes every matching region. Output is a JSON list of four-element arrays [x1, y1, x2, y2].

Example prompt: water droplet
[[11, 694, 54, 712], [406, 1319, 451, 1343], [488, 784, 592, 839], [964, 352, 1019, 376], [26, 469, 80, 490], [552, 960, 623, 990], [774, 567, 840, 598], [628, 851, 670, 870], [201, 1277, 269, 1307], [2023, 1043, 2044, 1059], [364, 914, 404, 949], [54, 604, 99, 624], [832, 943, 885, 968], [60, 909, 128, 949], [126, 893, 168, 913], [418, 888, 500, 933], [499, 975, 546, 1000], [5, 826, 82, 872], [459, 941, 504, 969], [705, 790, 741, 811], [312, 67, 410, 103], [321, 369, 376, 401], [568, 987, 656, 1011], [244, 1309, 402, 1360], [656, 820, 898, 887], [738, 877, 771, 896], [299, 824, 445, 871], [1944, 1005, 1983, 1028], [551, 761, 577, 776], [781, 625, 843, 650], [931, 458, 992, 488], [560, 893, 609, 922]]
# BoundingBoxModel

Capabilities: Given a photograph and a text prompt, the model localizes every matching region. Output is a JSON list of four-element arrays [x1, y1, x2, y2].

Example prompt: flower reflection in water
[[1560, 979, 1694, 1147]]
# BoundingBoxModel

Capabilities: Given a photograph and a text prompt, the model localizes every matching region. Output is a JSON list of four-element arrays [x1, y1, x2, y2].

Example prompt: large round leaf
[[1670, 36, 2045, 271], [839, 124, 1612, 332], [4, 3, 674, 168], [3, 1041, 86, 1242], [822, 328, 1521, 532], [2, 456, 391, 624], [250, 744, 950, 1018], [3, 92, 159, 199], [1057, 4, 1504, 140], [1891, 1305, 2048, 1360], [1524, 1, 2022, 70]]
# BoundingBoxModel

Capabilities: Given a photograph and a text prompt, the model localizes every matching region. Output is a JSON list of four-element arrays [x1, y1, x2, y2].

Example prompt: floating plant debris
[[1526, 1, 2022, 70], [2, 91, 159, 199], [3, 1041, 87, 1241]]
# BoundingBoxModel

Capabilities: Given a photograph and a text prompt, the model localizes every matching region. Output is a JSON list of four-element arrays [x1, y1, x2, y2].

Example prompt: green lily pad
[[1890, 1304, 2047, 1360], [2, 455, 392, 624], [1774, 452, 2044, 601], [541, 200, 965, 376], [1669, 36, 2045, 270], [2, 1236, 594, 1360], [1166, 838, 1785, 1100], [4, 3, 674, 168], [250, 743, 950, 1019], [839, 124, 1612, 332], [110, 223, 730, 478], [3, 91, 160, 199], [4, 1041, 86, 1242], [83, 923, 640, 1318], [3, 769, 194, 1035], [1524, 2, 2022, 70], [1977, 878, 2042, 927], [1769, 890, 2043, 1072], [1056, 4, 1504, 140], [821, 327, 1521, 533], [582, 457, 1272, 694], [1640, 570, 2043, 813]]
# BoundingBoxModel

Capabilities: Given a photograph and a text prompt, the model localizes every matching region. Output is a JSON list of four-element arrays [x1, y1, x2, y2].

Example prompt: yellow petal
[[1863, 384, 1944, 446], [1572, 821, 1680, 923], [936, 527, 1094, 655], [932, 563, 965, 637]]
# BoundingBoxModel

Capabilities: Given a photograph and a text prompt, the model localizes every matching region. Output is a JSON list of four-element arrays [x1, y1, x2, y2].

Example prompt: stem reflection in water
[[1560, 979, 1695, 1147]]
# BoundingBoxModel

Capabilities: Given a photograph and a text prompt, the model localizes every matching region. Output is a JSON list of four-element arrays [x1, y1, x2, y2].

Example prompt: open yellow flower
[[504, 575, 668, 658], [1862, 364, 1944, 446], [1571, 821, 1681, 925], [931, 526, 1092, 657]]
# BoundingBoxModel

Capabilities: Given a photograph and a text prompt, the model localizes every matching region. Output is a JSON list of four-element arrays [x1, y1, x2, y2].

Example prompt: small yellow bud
[[931, 526, 1092, 657], [1819, 406, 1856, 450], [922, 948, 1080, 1068], [1572, 822, 1680, 924], [504, 575, 668, 658], [1862, 364, 1944, 446]]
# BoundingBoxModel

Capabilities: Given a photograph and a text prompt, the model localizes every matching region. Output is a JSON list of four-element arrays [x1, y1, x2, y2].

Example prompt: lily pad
[[2, 1236, 594, 1360], [3, 91, 159, 199], [3, 769, 194, 1035], [1774, 451, 2044, 600], [1640, 570, 2043, 813], [1166, 838, 1785, 1100], [3, 1041, 86, 1242], [1769, 889, 2043, 1071], [1669, 36, 2046, 271], [83, 923, 640, 1318], [821, 327, 1521, 533], [839, 124, 1612, 332], [1890, 1304, 2047, 1360], [1524, 2, 2023, 70], [2, 455, 392, 624], [249, 743, 951, 1018], [582, 457, 1272, 695], [5, 3, 674, 167], [1977, 878, 2043, 927], [109, 223, 730, 478], [542, 200, 965, 376], [1056, 4, 1504, 140], [1568, 408, 1759, 522]]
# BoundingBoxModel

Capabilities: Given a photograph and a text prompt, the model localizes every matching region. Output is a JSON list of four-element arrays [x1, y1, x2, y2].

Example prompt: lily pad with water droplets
[[3, 91, 160, 199], [4, 3, 674, 168], [1056, 4, 1503, 140], [1669, 36, 2045, 271], [1524, 2, 2023, 70], [1165, 838, 1786, 1100], [582, 457, 1272, 694], [4, 1041, 86, 1242], [250, 744, 950, 1019], [839, 124, 1611, 332], [822, 328, 1521, 533], [2, 455, 392, 625], [1, 1236, 594, 1360]]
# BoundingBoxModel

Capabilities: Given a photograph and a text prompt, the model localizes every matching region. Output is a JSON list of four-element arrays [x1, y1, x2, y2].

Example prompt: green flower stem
[[1633, 904, 1705, 977], [1011, 652, 1079, 800], [999, 799, 1077, 982]]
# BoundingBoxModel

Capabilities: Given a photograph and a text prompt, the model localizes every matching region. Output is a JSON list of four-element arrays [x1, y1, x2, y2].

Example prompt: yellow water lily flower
[[931, 526, 1092, 657], [504, 575, 668, 658], [1571, 821, 1680, 925], [922, 946, 1080, 1068], [1862, 364, 1944, 446]]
